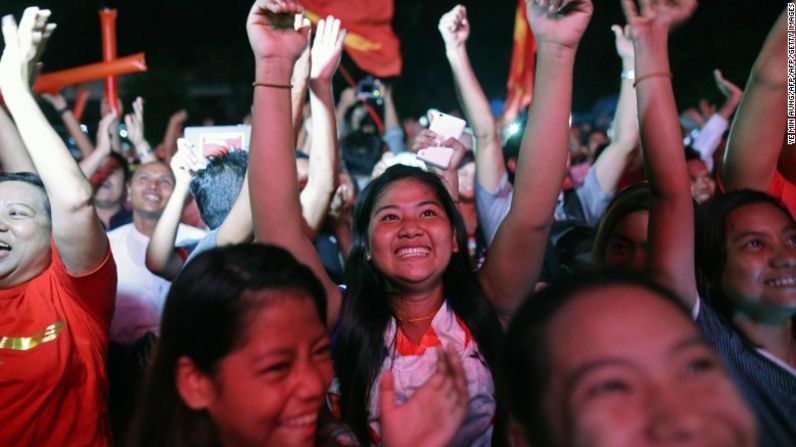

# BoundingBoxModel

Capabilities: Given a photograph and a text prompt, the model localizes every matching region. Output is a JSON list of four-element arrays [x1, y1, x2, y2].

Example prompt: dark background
[[0, 0, 787, 141]]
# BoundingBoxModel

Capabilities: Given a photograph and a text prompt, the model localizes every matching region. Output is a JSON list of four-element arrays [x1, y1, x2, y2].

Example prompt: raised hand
[[611, 24, 635, 62], [0, 7, 55, 92], [124, 97, 147, 147], [438, 5, 470, 49], [526, 0, 593, 50], [41, 91, 67, 111], [95, 112, 118, 155], [379, 347, 469, 447], [171, 138, 208, 186], [246, 0, 310, 63], [620, 0, 696, 39], [713, 69, 742, 100], [310, 16, 347, 81]]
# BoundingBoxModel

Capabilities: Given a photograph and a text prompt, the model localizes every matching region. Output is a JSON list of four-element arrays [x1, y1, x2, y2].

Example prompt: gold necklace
[[398, 308, 440, 323]]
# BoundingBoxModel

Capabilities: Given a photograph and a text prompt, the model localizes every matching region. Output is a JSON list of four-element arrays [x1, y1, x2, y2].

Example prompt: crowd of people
[[0, 0, 793, 446]]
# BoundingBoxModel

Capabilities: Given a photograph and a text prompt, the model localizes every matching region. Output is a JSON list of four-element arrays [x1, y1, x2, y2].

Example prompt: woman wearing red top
[[0, 8, 117, 446]]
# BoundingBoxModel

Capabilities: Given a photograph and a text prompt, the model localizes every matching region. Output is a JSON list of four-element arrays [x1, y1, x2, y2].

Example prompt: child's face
[[204, 291, 332, 447]]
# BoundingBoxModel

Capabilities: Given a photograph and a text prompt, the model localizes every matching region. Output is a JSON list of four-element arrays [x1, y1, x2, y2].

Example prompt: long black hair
[[695, 189, 796, 335], [333, 164, 506, 445], [127, 244, 327, 447]]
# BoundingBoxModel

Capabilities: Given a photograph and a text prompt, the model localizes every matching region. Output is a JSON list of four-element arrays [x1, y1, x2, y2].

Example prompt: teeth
[[766, 277, 796, 287], [143, 194, 160, 202], [280, 414, 317, 427], [0, 242, 10, 250], [397, 247, 430, 258]]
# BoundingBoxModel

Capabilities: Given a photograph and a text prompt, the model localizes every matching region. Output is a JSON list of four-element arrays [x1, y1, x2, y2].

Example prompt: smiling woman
[[0, 7, 117, 446], [504, 275, 757, 447], [128, 244, 333, 447]]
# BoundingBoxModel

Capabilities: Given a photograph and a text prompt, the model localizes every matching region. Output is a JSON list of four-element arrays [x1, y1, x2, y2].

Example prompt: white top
[[107, 222, 205, 345], [367, 302, 495, 447]]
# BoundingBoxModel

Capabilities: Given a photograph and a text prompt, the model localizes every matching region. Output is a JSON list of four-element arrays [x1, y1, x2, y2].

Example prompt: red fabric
[[716, 170, 796, 219], [767, 171, 796, 218], [501, 0, 536, 123], [395, 316, 472, 357], [302, 0, 401, 77], [0, 242, 116, 446]]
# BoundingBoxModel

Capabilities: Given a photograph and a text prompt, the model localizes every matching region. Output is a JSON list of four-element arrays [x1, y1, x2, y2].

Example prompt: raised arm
[[125, 97, 158, 164], [145, 139, 207, 280], [622, 0, 698, 304], [0, 8, 107, 273], [723, 7, 788, 192], [439, 5, 505, 193], [158, 109, 188, 162], [0, 104, 34, 172], [478, 0, 593, 316], [592, 24, 639, 194], [299, 16, 345, 237], [41, 92, 95, 159], [78, 112, 116, 178], [247, 0, 341, 326], [291, 21, 311, 144]]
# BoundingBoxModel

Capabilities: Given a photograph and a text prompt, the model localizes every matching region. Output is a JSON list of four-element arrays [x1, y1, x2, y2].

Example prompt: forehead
[[132, 162, 173, 180], [0, 181, 47, 211], [546, 285, 697, 373], [686, 159, 708, 175], [727, 202, 795, 236], [239, 289, 325, 347], [374, 178, 441, 209]]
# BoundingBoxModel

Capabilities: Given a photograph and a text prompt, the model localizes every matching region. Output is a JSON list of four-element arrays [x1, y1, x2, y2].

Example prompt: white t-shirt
[[107, 223, 205, 345]]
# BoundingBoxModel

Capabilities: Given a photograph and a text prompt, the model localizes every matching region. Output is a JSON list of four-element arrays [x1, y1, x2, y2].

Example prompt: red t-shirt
[[767, 170, 796, 218], [0, 241, 116, 446]]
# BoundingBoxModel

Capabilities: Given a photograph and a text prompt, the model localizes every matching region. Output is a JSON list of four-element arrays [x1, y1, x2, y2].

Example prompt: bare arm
[[215, 171, 253, 245], [723, 7, 788, 192], [299, 16, 346, 237], [41, 92, 95, 159], [622, 0, 698, 304], [0, 104, 34, 172], [0, 8, 107, 273], [439, 5, 505, 193], [291, 24, 310, 144], [78, 112, 116, 178], [247, 0, 341, 326], [159, 109, 188, 162], [592, 25, 639, 195], [145, 139, 207, 280], [478, 0, 593, 317]]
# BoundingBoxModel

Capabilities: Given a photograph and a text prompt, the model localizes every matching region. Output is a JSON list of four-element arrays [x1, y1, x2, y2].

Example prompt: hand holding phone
[[416, 112, 467, 170]]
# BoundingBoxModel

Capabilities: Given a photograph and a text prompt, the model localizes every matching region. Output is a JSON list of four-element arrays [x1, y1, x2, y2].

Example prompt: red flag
[[302, 0, 402, 77], [501, 0, 536, 124]]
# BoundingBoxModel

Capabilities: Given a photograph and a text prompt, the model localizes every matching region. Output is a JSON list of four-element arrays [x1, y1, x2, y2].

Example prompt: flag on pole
[[302, 0, 402, 77], [501, 0, 536, 123]]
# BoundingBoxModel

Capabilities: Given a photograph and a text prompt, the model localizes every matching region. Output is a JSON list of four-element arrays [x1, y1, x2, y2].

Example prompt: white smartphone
[[417, 112, 466, 169], [416, 146, 455, 170], [428, 111, 466, 140]]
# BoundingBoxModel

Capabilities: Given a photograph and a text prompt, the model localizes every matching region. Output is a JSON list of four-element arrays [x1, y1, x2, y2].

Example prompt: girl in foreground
[[505, 274, 757, 447], [245, 0, 592, 444], [129, 244, 469, 447]]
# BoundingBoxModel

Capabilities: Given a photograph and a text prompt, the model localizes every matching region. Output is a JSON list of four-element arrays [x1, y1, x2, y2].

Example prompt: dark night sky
[[0, 0, 787, 140]]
